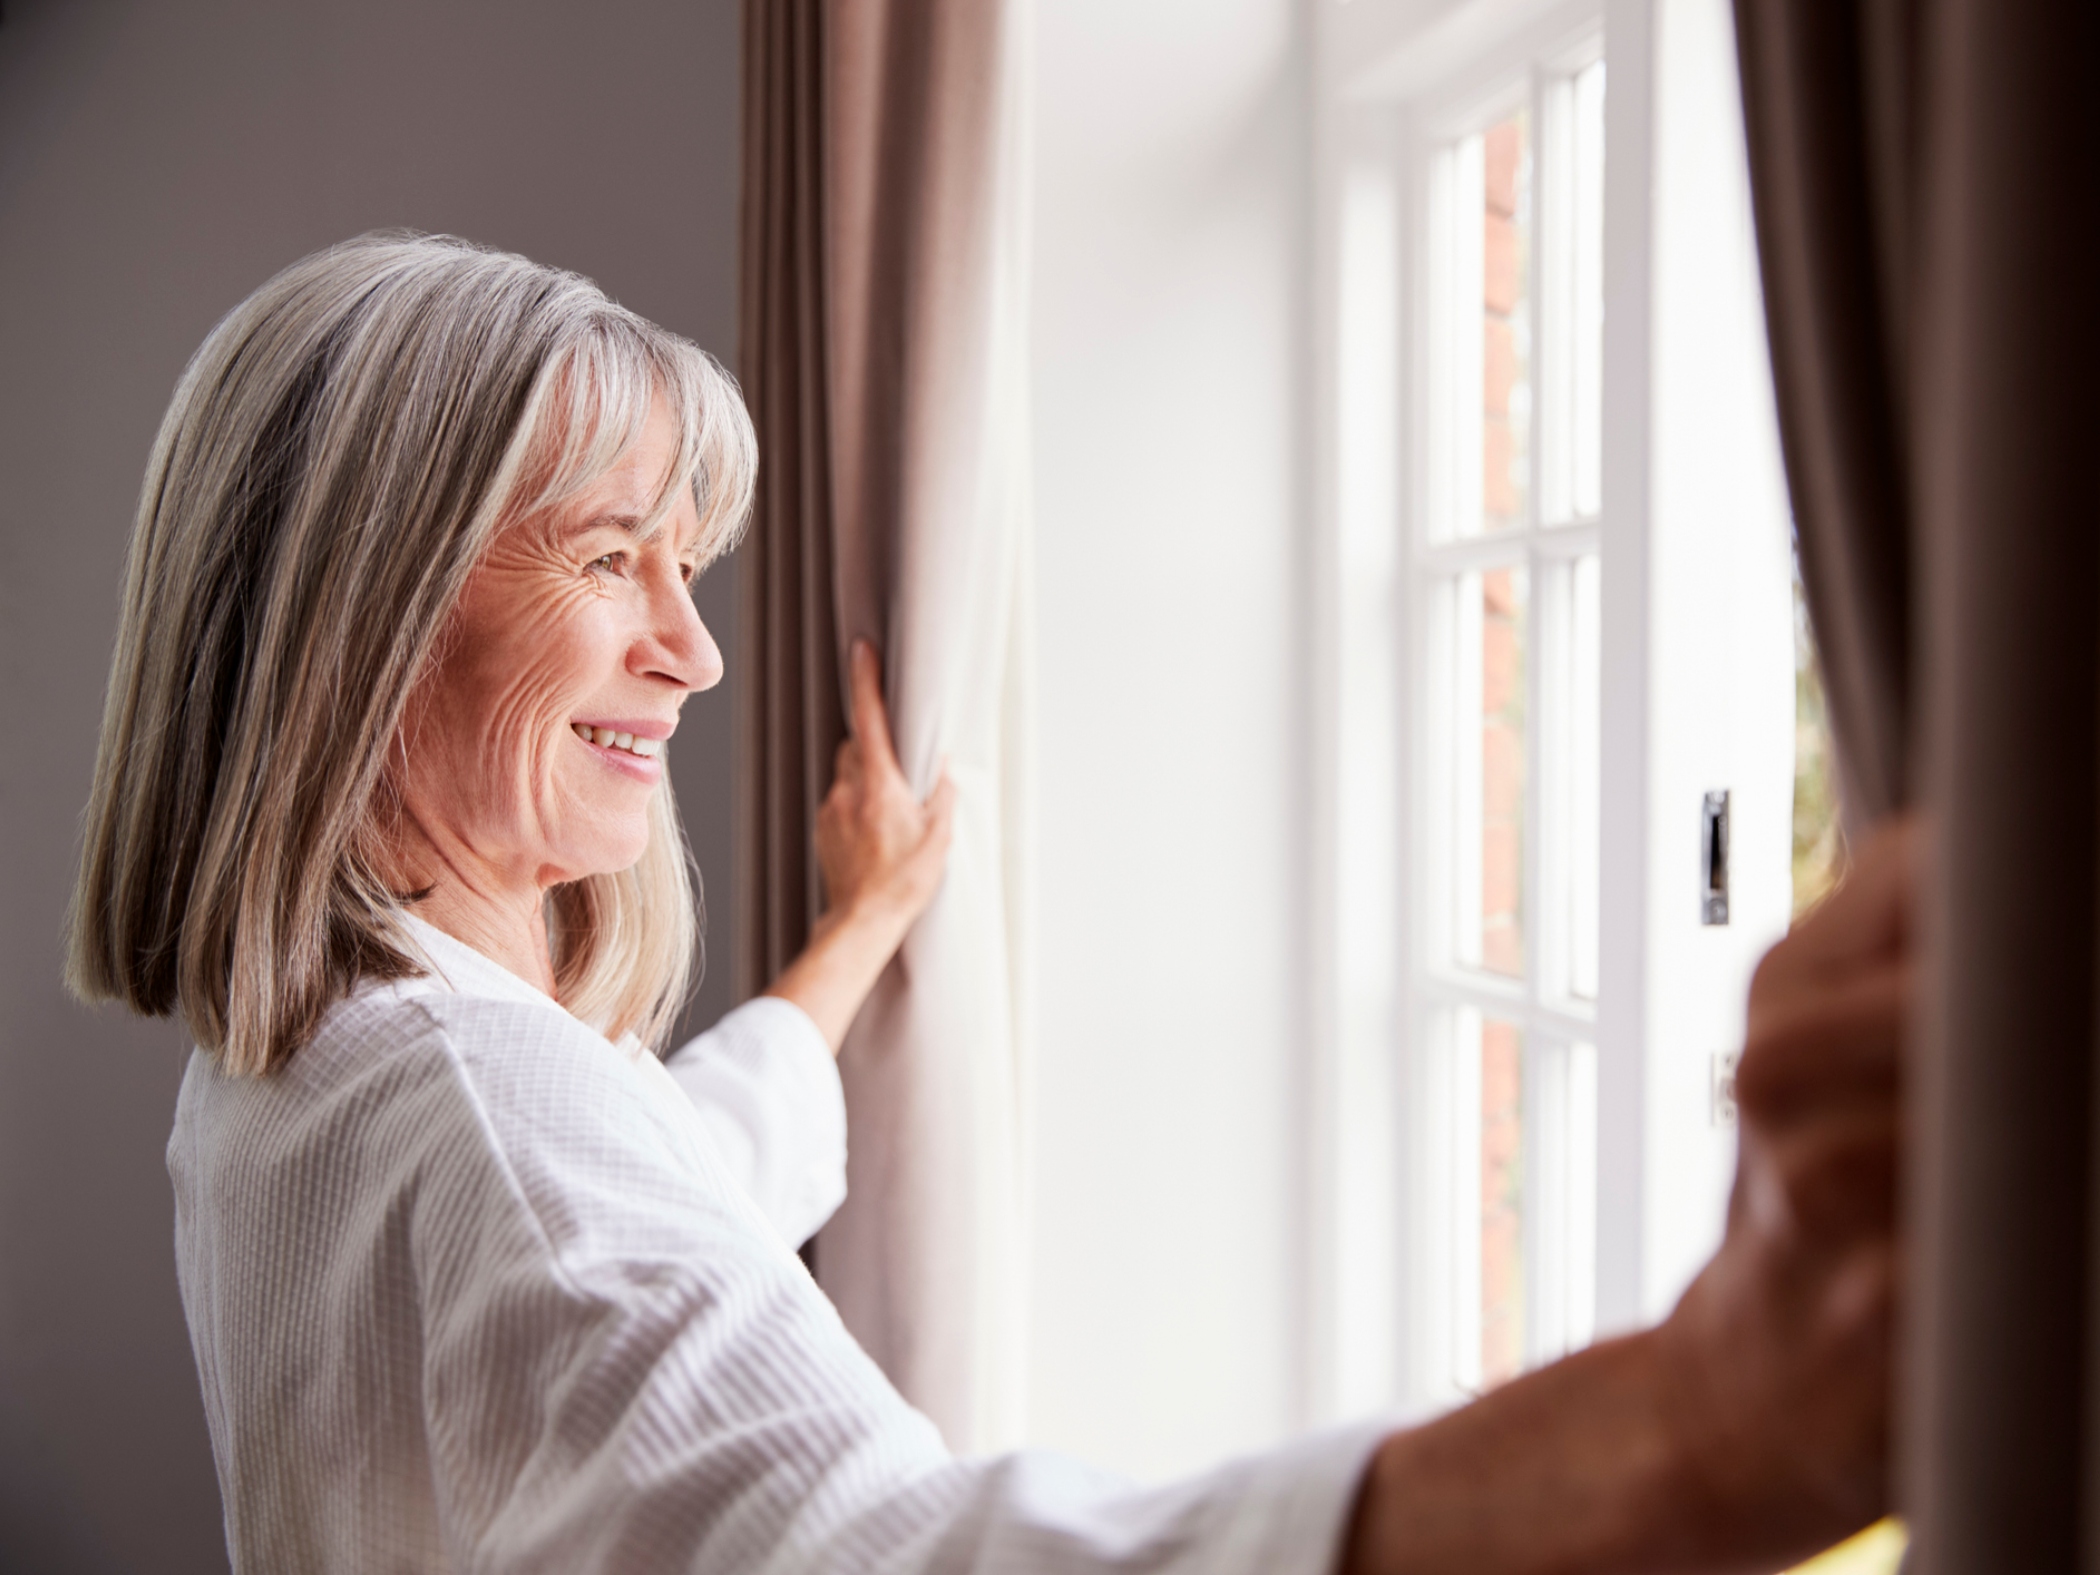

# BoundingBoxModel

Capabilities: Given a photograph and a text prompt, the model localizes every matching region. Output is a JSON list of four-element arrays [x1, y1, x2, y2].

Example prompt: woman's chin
[[540, 820, 654, 886], [581, 837, 651, 880]]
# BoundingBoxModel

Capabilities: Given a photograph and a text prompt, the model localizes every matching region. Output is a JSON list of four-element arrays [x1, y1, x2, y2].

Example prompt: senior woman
[[70, 233, 1906, 1575]]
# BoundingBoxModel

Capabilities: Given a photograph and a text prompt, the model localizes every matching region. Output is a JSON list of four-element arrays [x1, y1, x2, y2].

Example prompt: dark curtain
[[1735, 0, 2100, 1565], [734, 0, 841, 1005]]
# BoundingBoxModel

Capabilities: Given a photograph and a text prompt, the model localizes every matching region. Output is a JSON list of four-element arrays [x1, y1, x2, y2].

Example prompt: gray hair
[[67, 232, 755, 1074]]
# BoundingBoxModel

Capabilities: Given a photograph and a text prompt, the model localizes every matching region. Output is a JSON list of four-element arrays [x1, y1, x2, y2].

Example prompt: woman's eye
[[588, 552, 627, 575]]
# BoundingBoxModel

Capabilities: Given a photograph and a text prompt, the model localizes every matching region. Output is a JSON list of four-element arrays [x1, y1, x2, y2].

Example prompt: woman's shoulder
[[327, 979, 695, 1152], [362, 984, 783, 1279], [177, 976, 769, 1269], [177, 979, 691, 1195], [401, 989, 697, 1153]]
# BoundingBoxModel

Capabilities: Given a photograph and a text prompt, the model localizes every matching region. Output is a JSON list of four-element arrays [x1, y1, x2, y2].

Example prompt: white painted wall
[[1028, 0, 1312, 1482], [0, 3, 741, 1568]]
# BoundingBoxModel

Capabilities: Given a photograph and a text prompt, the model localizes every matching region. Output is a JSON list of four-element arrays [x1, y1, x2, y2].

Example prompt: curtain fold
[[737, 0, 1034, 1454], [1734, 0, 2100, 1566], [1733, 0, 1914, 825], [735, 0, 841, 1005]]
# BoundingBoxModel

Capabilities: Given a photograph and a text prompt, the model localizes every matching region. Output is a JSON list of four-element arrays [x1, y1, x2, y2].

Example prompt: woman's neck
[[409, 881, 558, 997], [384, 811, 559, 996]]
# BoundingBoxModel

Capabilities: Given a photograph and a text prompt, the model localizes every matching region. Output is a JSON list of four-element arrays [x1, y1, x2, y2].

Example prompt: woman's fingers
[[848, 640, 906, 784], [921, 766, 958, 851], [846, 645, 958, 834], [925, 761, 956, 818]]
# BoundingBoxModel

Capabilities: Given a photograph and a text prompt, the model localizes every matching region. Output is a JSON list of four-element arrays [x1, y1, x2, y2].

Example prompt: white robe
[[168, 916, 1379, 1572]]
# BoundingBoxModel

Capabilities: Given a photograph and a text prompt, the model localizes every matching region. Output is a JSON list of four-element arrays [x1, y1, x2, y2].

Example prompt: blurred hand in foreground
[[1655, 812, 1911, 1557]]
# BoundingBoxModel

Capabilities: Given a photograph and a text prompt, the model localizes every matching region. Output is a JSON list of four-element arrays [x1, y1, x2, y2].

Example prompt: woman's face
[[394, 396, 719, 896]]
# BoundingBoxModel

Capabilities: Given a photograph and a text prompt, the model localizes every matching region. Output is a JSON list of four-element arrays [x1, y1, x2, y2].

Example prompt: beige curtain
[[1735, 0, 2100, 1566], [736, 0, 1034, 1454]]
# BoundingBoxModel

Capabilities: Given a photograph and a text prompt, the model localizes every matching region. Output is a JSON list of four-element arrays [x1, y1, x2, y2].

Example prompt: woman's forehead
[[551, 387, 689, 506], [555, 449, 703, 548]]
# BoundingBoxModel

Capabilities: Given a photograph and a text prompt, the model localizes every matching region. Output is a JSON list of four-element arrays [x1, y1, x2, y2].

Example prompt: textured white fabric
[[168, 922, 1381, 1573], [401, 917, 846, 1248], [659, 993, 846, 1250]]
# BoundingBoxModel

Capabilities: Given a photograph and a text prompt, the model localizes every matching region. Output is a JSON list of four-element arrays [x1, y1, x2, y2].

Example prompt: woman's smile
[[570, 719, 673, 779]]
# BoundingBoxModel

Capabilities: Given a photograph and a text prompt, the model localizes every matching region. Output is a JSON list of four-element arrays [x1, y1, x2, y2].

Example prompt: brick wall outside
[[1480, 1017, 1526, 1385], [1481, 566, 1527, 1388], [1481, 565, 1525, 976], [1477, 110, 1531, 1387], [1482, 116, 1530, 532]]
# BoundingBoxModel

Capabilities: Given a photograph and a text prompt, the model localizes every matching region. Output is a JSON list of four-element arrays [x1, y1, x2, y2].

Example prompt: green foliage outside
[[1792, 567, 1845, 921]]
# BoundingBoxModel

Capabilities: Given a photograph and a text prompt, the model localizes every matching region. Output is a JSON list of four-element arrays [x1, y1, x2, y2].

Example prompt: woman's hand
[[762, 642, 956, 1051], [812, 641, 957, 935], [1342, 816, 1914, 1575]]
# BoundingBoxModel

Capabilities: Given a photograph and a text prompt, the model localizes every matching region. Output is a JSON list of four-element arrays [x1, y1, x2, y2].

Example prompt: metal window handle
[[1701, 790, 1730, 926]]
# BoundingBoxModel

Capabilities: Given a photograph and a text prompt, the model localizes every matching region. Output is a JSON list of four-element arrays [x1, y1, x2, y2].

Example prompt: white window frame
[[1305, 0, 1659, 1425], [1411, 35, 1608, 1402], [1306, 0, 1798, 1431]]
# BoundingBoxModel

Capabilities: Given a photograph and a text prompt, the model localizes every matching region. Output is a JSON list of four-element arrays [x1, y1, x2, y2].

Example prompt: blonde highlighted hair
[[66, 232, 755, 1074]]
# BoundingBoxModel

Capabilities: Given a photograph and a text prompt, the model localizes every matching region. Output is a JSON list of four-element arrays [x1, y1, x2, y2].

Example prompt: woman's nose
[[637, 565, 724, 694]]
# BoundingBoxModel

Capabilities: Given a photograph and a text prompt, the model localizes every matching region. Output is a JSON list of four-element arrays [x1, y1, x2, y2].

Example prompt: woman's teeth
[[572, 723, 662, 759]]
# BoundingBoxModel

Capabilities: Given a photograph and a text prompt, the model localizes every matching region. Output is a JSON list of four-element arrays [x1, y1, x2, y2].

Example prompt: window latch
[[1701, 790, 1730, 926]]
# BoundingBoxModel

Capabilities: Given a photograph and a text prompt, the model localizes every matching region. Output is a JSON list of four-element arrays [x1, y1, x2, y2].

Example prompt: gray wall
[[0, 3, 743, 1567]]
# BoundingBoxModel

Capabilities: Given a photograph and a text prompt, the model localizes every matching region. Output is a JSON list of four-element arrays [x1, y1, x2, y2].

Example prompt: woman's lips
[[571, 722, 665, 780], [569, 721, 669, 757]]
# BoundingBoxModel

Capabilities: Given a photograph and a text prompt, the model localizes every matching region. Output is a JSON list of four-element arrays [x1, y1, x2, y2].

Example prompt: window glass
[[1529, 1038, 1598, 1362], [1571, 61, 1605, 518], [1568, 554, 1601, 997], [1472, 564, 1528, 977], [1481, 112, 1534, 534], [1479, 1013, 1527, 1387], [1417, 53, 1604, 1401]]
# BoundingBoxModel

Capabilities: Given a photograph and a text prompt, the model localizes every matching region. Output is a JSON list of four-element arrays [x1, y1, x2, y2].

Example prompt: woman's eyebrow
[[564, 510, 645, 538]]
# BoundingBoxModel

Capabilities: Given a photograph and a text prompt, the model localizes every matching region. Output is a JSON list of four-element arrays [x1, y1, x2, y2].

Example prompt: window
[[1413, 43, 1606, 1398], [1312, 0, 1802, 1425]]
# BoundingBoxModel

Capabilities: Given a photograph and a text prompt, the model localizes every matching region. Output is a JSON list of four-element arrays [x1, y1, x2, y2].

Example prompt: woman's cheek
[[516, 668, 593, 840], [459, 561, 639, 855], [472, 580, 600, 749]]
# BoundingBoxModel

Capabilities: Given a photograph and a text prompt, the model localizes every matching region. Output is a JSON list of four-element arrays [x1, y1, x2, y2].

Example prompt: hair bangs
[[503, 318, 755, 569]]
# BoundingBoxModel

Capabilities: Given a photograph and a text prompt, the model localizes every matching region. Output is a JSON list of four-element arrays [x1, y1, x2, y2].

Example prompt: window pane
[[1481, 111, 1534, 534], [1465, 564, 1527, 978], [1539, 60, 1605, 525], [1571, 61, 1605, 517], [1445, 1015, 1595, 1392], [1479, 1014, 1526, 1388], [1533, 555, 1599, 998], [1529, 1038, 1598, 1362], [1569, 555, 1601, 997]]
